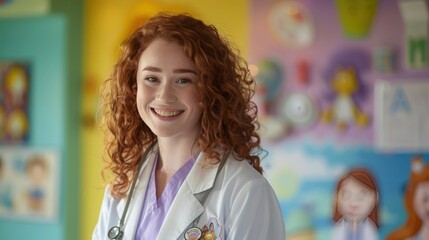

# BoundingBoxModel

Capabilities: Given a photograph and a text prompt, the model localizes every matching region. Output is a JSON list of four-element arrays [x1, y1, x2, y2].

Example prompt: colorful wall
[[2, 0, 429, 239], [0, 0, 82, 239], [249, 0, 429, 239]]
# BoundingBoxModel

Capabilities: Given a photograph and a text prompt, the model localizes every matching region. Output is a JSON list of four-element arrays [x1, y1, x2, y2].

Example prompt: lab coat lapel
[[116, 146, 158, 240], [157, 152, 221, 240]]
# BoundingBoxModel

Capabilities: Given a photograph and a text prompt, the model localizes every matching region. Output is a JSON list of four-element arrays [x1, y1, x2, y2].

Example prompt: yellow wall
[[81, 0, 248, 239]]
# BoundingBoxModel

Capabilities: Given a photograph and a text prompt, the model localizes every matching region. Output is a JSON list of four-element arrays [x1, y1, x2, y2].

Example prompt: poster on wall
[[374, 80, 429, 152], [0, 147, 59, 221], [0, 61, 30, 144]]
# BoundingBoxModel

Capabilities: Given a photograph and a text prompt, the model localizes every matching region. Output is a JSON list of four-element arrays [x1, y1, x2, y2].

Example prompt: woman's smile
[[151, 108, 184, 118]]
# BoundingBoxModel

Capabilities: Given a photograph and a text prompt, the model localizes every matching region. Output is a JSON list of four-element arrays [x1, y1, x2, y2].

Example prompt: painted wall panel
[[0, 15, 66, 240]]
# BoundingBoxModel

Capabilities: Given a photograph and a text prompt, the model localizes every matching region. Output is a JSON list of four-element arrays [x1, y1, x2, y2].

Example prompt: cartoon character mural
[[387, 155, 429, 240], [321, 67, 369, 131], [321, 48, 371, 132], [332, 168, 379, 240]]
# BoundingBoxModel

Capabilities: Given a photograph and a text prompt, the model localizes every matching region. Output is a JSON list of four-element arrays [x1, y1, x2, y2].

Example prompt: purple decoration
[[323, 48, 371, 103]]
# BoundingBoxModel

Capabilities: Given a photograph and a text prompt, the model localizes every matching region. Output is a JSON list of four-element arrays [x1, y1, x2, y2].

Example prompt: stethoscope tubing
[[108, 140, 158, 239]]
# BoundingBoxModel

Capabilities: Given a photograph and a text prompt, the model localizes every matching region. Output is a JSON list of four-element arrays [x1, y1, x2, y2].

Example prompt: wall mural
[[250, 0, 429, 239]]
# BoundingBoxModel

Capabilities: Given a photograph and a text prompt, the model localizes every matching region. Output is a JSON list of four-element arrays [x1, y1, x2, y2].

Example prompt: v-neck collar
[[146, 153, 197, 210]]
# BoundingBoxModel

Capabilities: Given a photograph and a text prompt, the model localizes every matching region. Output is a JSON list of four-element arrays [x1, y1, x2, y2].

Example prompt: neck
[[154, 136, 199, 198], [156, 136, 200, 175]]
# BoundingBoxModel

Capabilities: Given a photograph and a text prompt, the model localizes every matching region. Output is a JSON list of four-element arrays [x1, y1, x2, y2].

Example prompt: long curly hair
[[387, 156, 429, 240], [100, 12, 264, 198]]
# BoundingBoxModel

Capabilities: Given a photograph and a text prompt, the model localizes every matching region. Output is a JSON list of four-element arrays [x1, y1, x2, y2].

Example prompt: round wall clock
[[281, 92, 318, 129]]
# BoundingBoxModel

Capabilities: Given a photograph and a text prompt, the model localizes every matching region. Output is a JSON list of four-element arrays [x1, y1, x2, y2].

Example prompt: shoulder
[[222, 154, 266, 184], [219, 154, 275, 197]]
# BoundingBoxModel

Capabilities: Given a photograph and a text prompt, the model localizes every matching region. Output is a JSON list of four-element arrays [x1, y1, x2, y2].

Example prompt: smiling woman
[[136, 39, 202, 143], [93, 13, 285, 240]]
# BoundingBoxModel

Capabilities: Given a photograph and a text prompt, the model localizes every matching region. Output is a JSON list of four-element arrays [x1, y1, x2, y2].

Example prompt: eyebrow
[[141, 66, 198, 75]]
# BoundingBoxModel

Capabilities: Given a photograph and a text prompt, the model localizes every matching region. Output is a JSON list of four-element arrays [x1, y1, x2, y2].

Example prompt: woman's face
[[136, 38, 202, 141], [413, 181, 429, 223], [338, 177, 377, 222]]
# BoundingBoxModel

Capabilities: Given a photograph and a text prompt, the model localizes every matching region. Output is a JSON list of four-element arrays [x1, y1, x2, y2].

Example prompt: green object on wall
[[335, 0, 379, 38]]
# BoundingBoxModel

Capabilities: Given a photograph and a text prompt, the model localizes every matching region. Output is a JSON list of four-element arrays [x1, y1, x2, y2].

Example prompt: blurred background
[[1, 0, 429, 239]]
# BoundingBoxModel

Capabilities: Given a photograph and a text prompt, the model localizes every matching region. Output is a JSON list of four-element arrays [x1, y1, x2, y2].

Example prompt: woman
[[92, 13, 285, 240], [332, 168, 379, 240], [387, 156, 429, 240]]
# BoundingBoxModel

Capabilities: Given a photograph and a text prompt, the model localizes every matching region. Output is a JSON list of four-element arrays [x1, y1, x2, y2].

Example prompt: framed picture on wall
[[0, 147, 59, 221], [0, 61, 30, 144]]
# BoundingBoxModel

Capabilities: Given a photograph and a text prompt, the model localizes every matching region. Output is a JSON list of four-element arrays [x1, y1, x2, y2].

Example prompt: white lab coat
[[92, 147, 285, 240]]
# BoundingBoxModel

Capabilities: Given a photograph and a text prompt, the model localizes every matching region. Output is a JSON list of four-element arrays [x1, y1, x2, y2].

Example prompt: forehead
[[341, 177, 366, 190], [138, 38, 197, 70]]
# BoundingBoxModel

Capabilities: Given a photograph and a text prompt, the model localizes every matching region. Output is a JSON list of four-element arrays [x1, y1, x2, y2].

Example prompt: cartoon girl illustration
[[25, 155, 48, 212], [387, 155, 429, 240], [332, 168, 379, 240]]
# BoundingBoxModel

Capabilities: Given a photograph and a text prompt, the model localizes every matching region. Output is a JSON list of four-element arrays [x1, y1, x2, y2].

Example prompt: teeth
[[153, 109, 181, 117]]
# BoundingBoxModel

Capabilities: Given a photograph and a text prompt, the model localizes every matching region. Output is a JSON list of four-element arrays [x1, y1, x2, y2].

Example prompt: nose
[[156, 81, 177, 103]]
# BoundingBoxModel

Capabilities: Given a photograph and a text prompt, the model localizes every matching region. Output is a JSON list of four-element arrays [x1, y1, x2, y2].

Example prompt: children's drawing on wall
[[0, 62, 30, 144], [253, 58, 283, 115], [252, 58, 290, 140], [25, 155, 49, 213], [332, 168, 380, 240], [0, 148, 58, 220], [321, 48, 371, 132], [387, 155, 429, 240]]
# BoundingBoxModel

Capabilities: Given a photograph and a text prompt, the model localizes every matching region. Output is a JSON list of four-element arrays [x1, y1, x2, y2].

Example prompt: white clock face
[[267, 1, 314, 47], [282, 93, 318, 129]]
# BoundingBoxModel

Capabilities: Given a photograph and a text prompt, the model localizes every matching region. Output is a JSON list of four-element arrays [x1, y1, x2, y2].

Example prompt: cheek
[[414, 199, 426, 218], [136, 86, 149, 115], [361, 198, 375, 215], [338, 198, 349, 212]]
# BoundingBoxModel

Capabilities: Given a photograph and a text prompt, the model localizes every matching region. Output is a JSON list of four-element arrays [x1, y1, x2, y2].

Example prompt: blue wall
[[0, 15, 69, 240]]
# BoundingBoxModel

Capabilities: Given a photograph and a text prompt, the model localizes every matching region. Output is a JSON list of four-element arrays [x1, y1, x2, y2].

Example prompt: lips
[[151, 108, 184, 117]]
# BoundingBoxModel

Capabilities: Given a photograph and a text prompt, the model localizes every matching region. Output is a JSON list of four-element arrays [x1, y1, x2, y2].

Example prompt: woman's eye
[[145, 76, 158, 82], [177, 78, 191, 84]]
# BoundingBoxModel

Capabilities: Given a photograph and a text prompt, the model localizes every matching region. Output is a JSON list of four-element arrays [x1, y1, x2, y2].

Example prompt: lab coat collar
[[116, 145, 159, 240], [157, 152, 225, 240], [186, 152, 223, 194]]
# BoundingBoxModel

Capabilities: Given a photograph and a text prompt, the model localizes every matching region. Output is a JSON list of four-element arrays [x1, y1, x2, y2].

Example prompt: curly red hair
[[100, 12, 264, 198]]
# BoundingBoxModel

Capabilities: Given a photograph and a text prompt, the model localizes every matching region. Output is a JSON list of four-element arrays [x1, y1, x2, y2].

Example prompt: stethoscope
[[107, 141, 228, 240]]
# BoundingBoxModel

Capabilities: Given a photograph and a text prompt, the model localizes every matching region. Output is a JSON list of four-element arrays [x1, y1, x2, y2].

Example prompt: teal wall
[[0, 3, 82, 239]]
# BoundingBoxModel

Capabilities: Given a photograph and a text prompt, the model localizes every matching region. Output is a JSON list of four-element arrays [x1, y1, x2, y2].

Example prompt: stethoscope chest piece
[[184, 227, 202, 240], [108, 226, 124, 240]]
